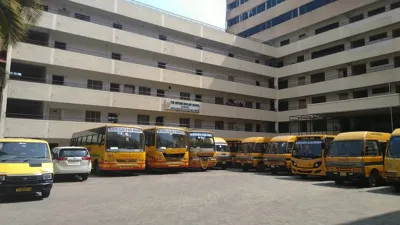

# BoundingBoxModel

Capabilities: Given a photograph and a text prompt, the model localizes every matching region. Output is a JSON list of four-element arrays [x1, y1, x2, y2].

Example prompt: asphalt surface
[[1, 169, 400, 225]]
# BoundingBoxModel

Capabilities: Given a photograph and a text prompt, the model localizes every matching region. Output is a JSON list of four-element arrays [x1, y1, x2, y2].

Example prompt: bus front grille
[[163, 153, 185, 161]]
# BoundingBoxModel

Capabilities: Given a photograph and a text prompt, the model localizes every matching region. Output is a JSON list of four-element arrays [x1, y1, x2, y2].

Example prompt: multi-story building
[[0, 0, 279, 148], [2, 0, 400, 148], [227, 0, 400, 135]]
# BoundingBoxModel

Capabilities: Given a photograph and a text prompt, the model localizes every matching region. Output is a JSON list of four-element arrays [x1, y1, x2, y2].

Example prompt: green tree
[[0, 0, 43, 84]]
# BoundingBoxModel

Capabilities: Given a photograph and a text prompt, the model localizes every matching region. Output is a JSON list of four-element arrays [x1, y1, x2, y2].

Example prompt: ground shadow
[[273, 175, 328, 183], [0, 194, 43, 204], [312, 181, 364, 189], [338, 210, 400, 225], [54, 174, 91, 183], [366, 186, 400, 196]]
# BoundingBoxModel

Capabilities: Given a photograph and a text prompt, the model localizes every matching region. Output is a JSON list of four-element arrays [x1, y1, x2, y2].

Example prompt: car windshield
[[293, 140, 323, 158], [156, 129, 186, 149], [328, 140, 363, 157], [189, 132, 214, 149], [106, 127, 144, 152], [216, 144, 230, 152], [387, 136, 400, 158], [59, 148, 88, 157], [0, 142, 50, 161], [267, 142, 288, 154]]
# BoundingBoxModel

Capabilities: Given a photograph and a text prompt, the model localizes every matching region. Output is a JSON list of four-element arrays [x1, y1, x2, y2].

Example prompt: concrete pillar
[[0, 46, 12, 137]]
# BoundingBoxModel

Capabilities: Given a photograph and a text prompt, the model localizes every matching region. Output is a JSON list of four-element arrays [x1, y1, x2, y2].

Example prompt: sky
[[130, 0, 226, 29]]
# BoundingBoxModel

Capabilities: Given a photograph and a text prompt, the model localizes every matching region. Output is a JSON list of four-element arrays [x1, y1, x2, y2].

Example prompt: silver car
[[52, 147, 91, 181]]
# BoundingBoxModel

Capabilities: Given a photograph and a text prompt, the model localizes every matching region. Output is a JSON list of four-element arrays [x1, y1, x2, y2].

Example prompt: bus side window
[[144, 130, 155, 146], [287, 142, 294, 153], [99, 134, 104, 145], [365, 140, 380, 156], [379, 141, 388, 158]]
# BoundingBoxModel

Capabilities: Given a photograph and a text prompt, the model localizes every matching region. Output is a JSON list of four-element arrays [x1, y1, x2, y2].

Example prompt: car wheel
[[80, 174, 89, 181], [41, 190, 51, 198]]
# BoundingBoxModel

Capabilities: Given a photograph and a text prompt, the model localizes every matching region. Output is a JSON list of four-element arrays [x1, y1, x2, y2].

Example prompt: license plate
[[340, 172, 346, 177], [271, 165, 275, 168], [16, 187, 32, 192], [69, 160, 80, 164]]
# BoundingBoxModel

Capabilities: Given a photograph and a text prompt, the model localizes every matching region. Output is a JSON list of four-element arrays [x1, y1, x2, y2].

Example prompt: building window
[[256, 124, 261, 132], [256, 102, 261, 109], [228, 53, 234, 58], [299, 33, 306, 39], [391, 1, 400, 10], [270, 101, 275, 111], [297, 55, 304, 63], [351, 38, 365, 49], [195, 119, 202, 128], [280, 39, 290, 46], [315, 22, 339, 35], [298, 76, 306, 85], [155, 116, 164, 126], [41, 5, 49, 11], [299, 99, 307, 109], [370, 59, 389, 68], [111, 52, 121, 60], [108, 113, 118, 123], [215, 97, 224, 105], [74, 13, 90, 22], [349, 14, 364, 23], [196, 69, 203, 75], [339, 93, 349, 100], [157, 89, 165, 97], [52, 75, 64, 85], [179, 118, 190, 128], [372, 86, 389, 95], [124, 84, 135, 94], [311, 44, 345, 59], [245, 123, 253, 132], [352, 64, 367, 75], [353, 90, 368, 99], [255, 59, 260, 64], [255, 81, 260, 86], [268, 79, 274, 89], [310, 72, 325, 83], [113, 23, 122, 30], [110, 83, 120, 92], [139, 86, 151, 95], [393, 28, 400, 39], [278, 122, 289, 133], [367, 7, 385, 17], [338, 68, 348, 78], [158, 62, 166, 69], [55, 41, 66, 50], [245, 101, 252, 108], [311, 96, 326, 104], [195, 94, 202, 102], [180, 92, 190, 100], [215, 121, 224, 130], [159, 35, 167, 41], [196, 45, 203, 50], [369, 32, 387, 42], [278, 101, 289, 111], [228, 122, 236, 131], [278, 80, 288, 89], [87, 79, 103, 90], [85, 111, 100, 122], [228, 76, 234, 81], [137, 115, 150, 125]]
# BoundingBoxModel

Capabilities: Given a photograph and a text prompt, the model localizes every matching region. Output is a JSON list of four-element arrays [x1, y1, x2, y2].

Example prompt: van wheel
[[366, 170, 379, 187], [41, 190, 51, 198]]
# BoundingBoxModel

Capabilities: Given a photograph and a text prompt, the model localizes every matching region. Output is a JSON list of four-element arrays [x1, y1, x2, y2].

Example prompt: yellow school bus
[[326, 131, 390, 187], [214, 137, 232, 169], [143, 127, 188, 171], [224, 138, 244, 166], [236, 137, 271, 172], [291, 135, 336, 177], [384, 129, 400, 191], [187, 130, 217, 171], [264, 135, 297, 175], [71, 124, 146, 174]]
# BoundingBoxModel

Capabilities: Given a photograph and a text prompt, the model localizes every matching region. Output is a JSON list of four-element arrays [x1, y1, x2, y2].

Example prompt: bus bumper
[[292, 167, 325, 176], [189, 158, 217, 169], [326, 172, 365, 181], [100, 162, 145, 171]]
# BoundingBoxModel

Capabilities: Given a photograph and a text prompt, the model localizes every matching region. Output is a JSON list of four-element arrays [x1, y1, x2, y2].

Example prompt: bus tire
[[366, 169, 379, 187], [201, 168, 207, 171], [256, 163, 264, 172], [93, 161, 103, 176], [221, 164, 227, 170], [271, 168, 277, 175], [334, 179, 344, 185], [242, 167, 249, 172], [394, 184, 400, 192]]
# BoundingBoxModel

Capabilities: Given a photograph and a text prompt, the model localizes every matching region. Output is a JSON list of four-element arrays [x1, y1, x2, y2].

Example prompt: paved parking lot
[[1, 169, 400, 225]]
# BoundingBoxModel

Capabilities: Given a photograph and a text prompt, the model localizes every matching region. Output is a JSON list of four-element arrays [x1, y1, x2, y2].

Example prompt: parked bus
[[384, 129, 400, 191], [264, 135, 297, 175], [224, 138, 244, 166], [326, 131, 390, 187], [143, 127, 188, 171], [187, 130, 217, 171], [291, 135, 335, 177], [214, 137, 232, 169], [71, 124, 145, 174], [236, 137, 271, 172]]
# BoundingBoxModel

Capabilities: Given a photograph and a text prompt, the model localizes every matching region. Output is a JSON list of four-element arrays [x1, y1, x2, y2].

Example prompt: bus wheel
[[242, 167, 249, 172], [366, 170, 379, 187], [221, 164, 227, 170], [256, 163, 264, 172], [334, 179, 344, 185], [93, 161, 103, 175], [271, 168, 277, 175], [201, 168, 207, 171], [394, 184, 400, 192]]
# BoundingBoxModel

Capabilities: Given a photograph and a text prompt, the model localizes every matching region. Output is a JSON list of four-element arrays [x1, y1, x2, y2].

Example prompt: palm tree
[[0, 0, 43, 85]]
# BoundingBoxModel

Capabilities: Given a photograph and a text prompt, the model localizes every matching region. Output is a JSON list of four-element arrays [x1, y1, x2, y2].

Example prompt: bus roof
[[144, 126, 186, 131], [392, 128, 400, 136], [76, 124, 143, 133], [214, 137, 227, 144], [296, 135, 336, 139], [188, 130, 213, 134], [334, 131, 391, 141], [0, 138, 49, 143], [270, 135, 297, 142], [242, 137, 271, 143], [223, 138, 245, 142]]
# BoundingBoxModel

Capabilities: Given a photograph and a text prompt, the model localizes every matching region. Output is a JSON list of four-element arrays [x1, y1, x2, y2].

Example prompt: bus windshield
[[267, 142, 288, 154], [387, 136, 400, 158], [189, 132, 214, 149], [328, 140, 363, 157], [293, 140, 323, 158], [216, 144, 230, 152], [106, 127, 144, 152], [239, 142, 254, 153], [156, 129, 186, 149], [0, 142, 50, 162]]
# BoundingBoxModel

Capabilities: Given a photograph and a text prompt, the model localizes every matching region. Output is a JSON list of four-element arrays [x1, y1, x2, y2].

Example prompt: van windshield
[[387, 136, 400, 158], [328, 140, 363, 157], [0, 142, 50, 162]]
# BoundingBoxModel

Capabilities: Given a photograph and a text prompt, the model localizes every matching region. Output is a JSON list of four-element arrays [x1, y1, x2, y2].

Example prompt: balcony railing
[[9, 76, 272, 111], [5, 113, 274, 133], [22, 39, 272, 89]]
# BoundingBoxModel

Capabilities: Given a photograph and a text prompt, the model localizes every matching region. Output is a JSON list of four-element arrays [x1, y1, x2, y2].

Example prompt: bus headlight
[[0, 175, 5, 181], [313, 161, 322, 168], [292, 161, 297, 167], [43, 173, 53, 180]]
